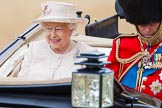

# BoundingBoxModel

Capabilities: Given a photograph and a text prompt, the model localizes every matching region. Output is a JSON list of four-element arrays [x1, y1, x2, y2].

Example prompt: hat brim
[[32, 17, 88, 25]]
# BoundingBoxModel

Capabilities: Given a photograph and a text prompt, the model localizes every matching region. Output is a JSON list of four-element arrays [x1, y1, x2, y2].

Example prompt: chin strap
[[136, 22, 162, 46]]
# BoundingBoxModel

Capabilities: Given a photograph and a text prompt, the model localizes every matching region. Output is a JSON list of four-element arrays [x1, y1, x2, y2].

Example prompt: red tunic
[[106, 35, 162, 101]]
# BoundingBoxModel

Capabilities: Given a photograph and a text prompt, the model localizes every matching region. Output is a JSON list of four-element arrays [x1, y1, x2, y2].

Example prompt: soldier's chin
[[143, 35, 153, 38]]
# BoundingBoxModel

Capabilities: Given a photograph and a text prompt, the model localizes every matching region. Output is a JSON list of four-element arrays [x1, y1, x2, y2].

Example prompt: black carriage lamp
[[72, 52, 114, 108]]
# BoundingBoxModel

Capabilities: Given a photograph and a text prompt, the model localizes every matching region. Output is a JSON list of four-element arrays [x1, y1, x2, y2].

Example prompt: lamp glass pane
[[72, 73, 100, 107], [102, 73, 114, 107]]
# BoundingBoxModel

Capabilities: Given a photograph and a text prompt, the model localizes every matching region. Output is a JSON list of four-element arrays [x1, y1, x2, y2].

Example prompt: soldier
[[106, 0, 162, 101]]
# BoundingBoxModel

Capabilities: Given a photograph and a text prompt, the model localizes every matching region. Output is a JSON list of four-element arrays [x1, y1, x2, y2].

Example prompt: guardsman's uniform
[[107, 0, 162, 101], [106, 34, 162, 101]]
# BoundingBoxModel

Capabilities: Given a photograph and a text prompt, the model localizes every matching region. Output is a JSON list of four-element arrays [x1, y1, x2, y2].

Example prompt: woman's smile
[[50, 38, 61, 44]]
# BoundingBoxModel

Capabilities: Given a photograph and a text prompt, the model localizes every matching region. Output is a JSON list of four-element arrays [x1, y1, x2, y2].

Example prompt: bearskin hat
[[118, 0, 162, 25]]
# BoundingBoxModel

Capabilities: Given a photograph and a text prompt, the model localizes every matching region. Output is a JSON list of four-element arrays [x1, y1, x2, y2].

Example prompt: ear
[[69, 29, 74, 37]]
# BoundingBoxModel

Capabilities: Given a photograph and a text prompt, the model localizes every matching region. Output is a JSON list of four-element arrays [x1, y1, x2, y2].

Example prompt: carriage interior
[[0, 1, 161, 108], [0, 22, 114, 84], [0, 0, 124, 84]]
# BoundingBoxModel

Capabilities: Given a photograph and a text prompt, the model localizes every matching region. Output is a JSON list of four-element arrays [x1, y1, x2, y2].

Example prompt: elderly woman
[[18, 1, 96, 80]]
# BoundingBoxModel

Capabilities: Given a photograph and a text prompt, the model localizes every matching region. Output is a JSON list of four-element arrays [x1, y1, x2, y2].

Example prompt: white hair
[[67, 23, 78, 31], [40, 22, 78, 31]]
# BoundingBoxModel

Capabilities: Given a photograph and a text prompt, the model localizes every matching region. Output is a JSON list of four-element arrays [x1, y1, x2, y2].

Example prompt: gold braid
[[115, 37, 146, 82], [118, 57, 141, 81], [115, 38, 145, 64]]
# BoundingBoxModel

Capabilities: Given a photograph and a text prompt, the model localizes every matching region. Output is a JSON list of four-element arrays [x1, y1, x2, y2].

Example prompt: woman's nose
[[50, 29, 57, 37]]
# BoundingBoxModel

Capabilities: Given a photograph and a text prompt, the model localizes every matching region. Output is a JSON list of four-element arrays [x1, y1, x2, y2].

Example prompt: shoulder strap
[[116, 33, 138, 40], [115, 34, 143, 64]]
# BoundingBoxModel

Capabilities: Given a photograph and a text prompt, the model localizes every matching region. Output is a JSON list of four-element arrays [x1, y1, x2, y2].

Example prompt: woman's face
[[42, 22, 73, 53], [137, 22, 160, 38]]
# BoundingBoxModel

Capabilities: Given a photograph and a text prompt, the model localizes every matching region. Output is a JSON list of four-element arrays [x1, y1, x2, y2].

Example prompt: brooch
[[143, 53, 162, 69], [149, 80, 162, 95]]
